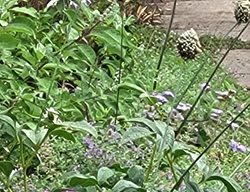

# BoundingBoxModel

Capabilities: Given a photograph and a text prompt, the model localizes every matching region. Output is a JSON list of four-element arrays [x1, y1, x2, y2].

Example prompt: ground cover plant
[[0, 0, 249, 191]]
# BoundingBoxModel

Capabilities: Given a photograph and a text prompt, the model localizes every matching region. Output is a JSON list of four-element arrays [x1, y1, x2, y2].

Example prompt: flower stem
[[145, 143, 157, 183], [166, 153, 178, 182], [153, 0, 178, 90], [20, 139, 27, 192], [175, 21, 250, 138], [170, 102, 250, 191]]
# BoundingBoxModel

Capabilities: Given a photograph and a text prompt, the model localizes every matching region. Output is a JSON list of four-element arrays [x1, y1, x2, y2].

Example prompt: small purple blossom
[[154, 94, 168, 104], [171, 109, 184, 121], [108, 127, 121, 140], [83, 137, 95, 149], [237, 144, 247, 152], [210, 108, 223, 121], [227, 121, 240, 130], [229, 140, 238, 151], [83, 136, 104, 158], [166, 171, 173, 181], [229, 139, 247, 153], [176, 102, 192, 112], [162, 90, 175, 99], [200, 83, 210, 91]]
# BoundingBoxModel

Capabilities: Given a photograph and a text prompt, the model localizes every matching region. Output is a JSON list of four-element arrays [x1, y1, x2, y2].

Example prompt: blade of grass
[[175, 21, 250, 138], [153, 0, 178, 90], [170, 102, 250, 191]]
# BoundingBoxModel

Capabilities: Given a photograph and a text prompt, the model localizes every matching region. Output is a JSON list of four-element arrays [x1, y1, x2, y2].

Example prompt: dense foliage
[[0, 0, 249, 192]]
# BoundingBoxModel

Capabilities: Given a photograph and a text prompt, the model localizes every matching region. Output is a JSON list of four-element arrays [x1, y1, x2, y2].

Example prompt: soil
[[157, 0, 250, 88]]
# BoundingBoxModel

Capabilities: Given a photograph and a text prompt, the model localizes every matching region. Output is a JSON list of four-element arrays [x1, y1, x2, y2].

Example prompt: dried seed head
[[234, 0, 250, 23], [177, 28, 202, 59]]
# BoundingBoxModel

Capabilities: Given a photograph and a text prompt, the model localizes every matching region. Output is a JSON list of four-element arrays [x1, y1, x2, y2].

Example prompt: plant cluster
[[0, 0, 249, 192]]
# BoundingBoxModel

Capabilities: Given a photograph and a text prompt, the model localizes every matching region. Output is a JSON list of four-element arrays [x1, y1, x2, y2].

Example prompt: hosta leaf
[[11, 7, 38, 18], [205, 174, 241, 192], [57, 121, 97, 138], [6, 16, 36, 35], [68, 174, 97, 187], [97, 167, 114, 185], [112, 180, 142, 192], [121, 126, 153, 144], [0, 161, 14, 178], [0, 33, 19, 49]]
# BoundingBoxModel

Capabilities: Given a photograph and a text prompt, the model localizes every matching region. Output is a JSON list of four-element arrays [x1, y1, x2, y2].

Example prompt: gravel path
[[157, 0, 250, 88]]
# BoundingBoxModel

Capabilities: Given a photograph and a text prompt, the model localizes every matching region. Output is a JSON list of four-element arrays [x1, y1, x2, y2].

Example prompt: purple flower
[[162, 90, 175, 99], [237, 144, 247, 152], [154, 94, 168, 104], [108, 129, 121, 140], [176, 102, 192, 112], [210, 108, 223, 121], [229, 139, 247, 153], [166, 171, 173, 181], [230, 140, 239, 151], [227, 121, 240, 130], [200, 83, 210, 91], [171, 109, 184, 121], [83, 137, 95, 149]]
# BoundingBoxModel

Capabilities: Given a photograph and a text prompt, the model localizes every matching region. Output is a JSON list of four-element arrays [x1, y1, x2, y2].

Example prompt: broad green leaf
[[57, 121, 97, 138], [203, 188, 217, 192], [0, 20, 8, 26], [63, 44, 96, 65], [110, 163, 129, 173], [50, 129, 76, 142], [97, 167, 114, 185], [205, 174, 241, 192], [78, 44, 96, 65], [156, 121, 175, 151], [22, 129, 48, 146], [6, 16, 36, 35], [91, 27, 128, 55], [11, 7, 38, 18], [121, 126, 153, 144], [189, 153, 208, 172], [126, 118, 162, 136], [127, 165, 144, 186], [0, 33, 19, 49], [0, 115, 16, 129], [34, 42, 46, 61], [68, 174, 97, 187], [112, 180, 142, 192], [0, 161, 14, 178], [185, 180, 201, 192], [118, 83, 146, 94]]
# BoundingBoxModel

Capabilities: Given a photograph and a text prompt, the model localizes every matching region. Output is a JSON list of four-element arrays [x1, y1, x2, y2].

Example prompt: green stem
[[145, 144, 157, 183], [175, 21, 250, 138], [166, 154, 178, 182], [170, 102, 250, 191], [20, 139, 27, 192], [219, 152, 250, 191], [153, 0, 178, 90], [114, 11, 124, 125]]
